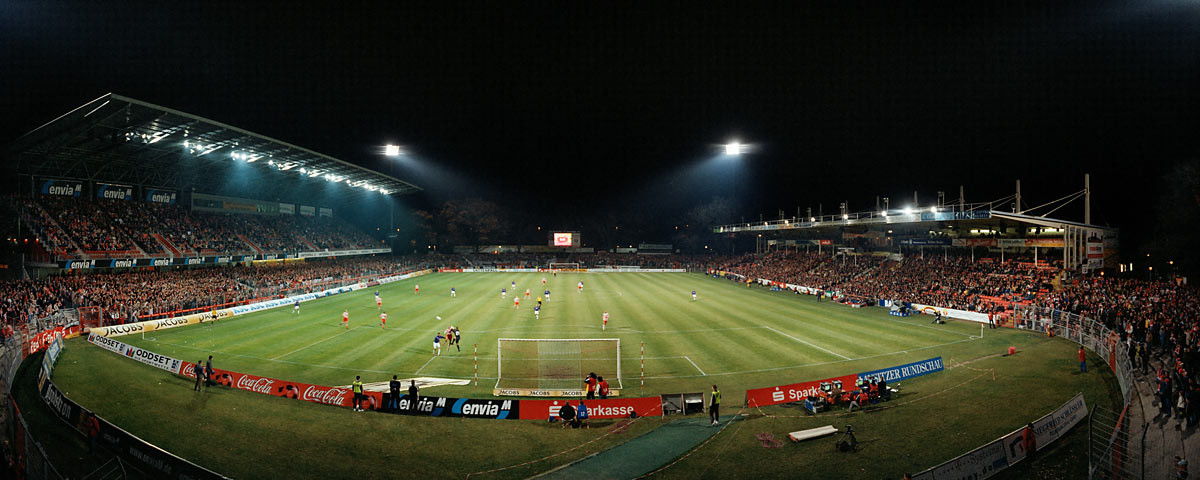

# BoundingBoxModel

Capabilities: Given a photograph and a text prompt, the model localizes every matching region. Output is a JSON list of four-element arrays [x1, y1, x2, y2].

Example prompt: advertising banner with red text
[[518, 397, 663, 420], [744, 374, 858, 407], [180, 362, 384, 411]]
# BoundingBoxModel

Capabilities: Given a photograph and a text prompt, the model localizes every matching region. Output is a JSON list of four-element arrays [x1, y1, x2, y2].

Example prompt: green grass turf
[[47, 272, 1122, 478]]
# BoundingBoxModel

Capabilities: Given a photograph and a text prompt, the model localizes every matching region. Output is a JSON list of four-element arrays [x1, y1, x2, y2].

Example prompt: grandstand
[[2, 93, 418, 270]]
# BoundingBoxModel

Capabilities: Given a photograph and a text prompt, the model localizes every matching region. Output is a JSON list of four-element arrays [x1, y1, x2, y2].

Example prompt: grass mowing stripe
[[270, 324, 363, 359]]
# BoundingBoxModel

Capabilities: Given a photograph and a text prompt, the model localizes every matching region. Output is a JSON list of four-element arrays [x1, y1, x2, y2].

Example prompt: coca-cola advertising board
[[518, 397, 662, 420], [180, 363, 382, 411], [744, 374, 858, 407]]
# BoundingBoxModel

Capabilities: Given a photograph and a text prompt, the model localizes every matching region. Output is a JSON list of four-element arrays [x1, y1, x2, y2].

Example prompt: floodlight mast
[[384, 144, 402, 157], [724, 141, 743, 156]]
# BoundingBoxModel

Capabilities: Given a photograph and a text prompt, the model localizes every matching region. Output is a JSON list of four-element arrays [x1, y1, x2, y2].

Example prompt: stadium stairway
[[1129, 362, 1199, 480], [237, 234, 264, 255], [535, 414, 742, 480], [151, 233, 182, 257]]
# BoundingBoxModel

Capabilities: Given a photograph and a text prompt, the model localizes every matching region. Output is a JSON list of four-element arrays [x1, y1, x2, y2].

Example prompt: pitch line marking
[[270, 325, 363, 360], [415, 355, 437, 374], [684, 356, 707, 376], [761, 326, 851, 360]]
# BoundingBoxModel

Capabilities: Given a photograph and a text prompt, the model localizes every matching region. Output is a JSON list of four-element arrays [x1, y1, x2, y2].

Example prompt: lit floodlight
[[880, 211, 887, 216], [930, 206, 938, 213], [299, 168, 307, 174], [380, 189, 389, 195], [809, 217, 815, 222], [724, 141, 743, 156], [903, 206, 913, 215], [843, 214, 849, 220], [384, 144, 402, 157]]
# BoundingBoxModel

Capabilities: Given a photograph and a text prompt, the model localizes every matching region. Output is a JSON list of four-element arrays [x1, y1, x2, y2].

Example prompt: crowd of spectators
[[714, 251, 1058, 312], [19, 196, 381, 257], [0, 256, 436, 333]]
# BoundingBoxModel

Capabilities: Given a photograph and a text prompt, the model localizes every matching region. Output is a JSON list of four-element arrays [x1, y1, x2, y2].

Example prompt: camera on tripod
[[836, 424, 858, 452]]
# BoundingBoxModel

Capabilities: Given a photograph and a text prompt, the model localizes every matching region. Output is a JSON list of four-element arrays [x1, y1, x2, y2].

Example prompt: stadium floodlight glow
[[724, 141, 743, 156], [843, 214, 849, 220], [384, 144, 402, 157], [299, 167, 307, 174], [380, 189, 389, 195], [903, 206, 913, 215], [930, 206, 938, 213], [880, 211, 887, 216], [809, 217, 815, 222]]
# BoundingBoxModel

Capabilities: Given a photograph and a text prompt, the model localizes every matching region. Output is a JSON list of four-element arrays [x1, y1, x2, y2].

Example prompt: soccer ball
[[437, 316, 442, 321]]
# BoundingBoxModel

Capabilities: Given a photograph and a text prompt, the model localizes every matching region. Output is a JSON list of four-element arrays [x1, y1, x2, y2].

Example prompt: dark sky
[[3, 2, 1198, 247]]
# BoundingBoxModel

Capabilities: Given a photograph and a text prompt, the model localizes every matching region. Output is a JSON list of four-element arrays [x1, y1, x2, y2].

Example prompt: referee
[[709, 384, 721, 426]]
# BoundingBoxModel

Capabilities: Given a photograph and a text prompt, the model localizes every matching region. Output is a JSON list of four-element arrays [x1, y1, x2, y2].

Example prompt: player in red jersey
[[380, 311, 387, 329], [513, 296, 520, 309], [602, 311, 609, 331], [342, 309, 349, 329], [414, 284, 420, 294]]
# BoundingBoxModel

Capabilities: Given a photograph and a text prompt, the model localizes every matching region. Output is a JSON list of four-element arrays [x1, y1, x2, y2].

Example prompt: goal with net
[[494, 338, 622, 397], [547, 262, 581, 271]]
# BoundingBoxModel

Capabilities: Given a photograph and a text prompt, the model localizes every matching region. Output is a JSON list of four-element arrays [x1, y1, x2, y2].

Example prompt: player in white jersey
[[342, 309, 349, 329], [578, 281, 584, 293], [414, 284, 419, 294], [525, 288, 531, 299], [380, 311, 387, 329], [602, 311, 609, 330], [513, 296, 520, 309]]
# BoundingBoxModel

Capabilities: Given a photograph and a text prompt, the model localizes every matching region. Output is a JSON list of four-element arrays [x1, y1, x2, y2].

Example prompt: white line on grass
[[415, 355, 437, 374], [761, 326, 851, 360], [684, 356, 707, 376], [883, 317, 977, 338], [270, 326, 363, 360]]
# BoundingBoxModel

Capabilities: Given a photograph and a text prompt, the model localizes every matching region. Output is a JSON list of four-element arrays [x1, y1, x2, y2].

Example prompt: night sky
[[3, 2, 1198, 256]]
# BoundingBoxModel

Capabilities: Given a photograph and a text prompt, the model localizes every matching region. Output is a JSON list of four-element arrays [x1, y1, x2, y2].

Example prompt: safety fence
[[943, 304, 1139, 480]]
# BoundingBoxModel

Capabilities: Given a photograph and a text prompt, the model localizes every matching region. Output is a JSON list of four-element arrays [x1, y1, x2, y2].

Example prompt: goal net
[[548, 262, 581, 271], [78, 306, 104, 329], [496, 338, 621, 395]]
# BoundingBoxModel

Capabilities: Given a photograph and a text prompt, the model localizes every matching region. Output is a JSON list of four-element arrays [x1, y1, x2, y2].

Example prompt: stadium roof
[[715, 203, 1114, 235], [2, 93, 421, 200]]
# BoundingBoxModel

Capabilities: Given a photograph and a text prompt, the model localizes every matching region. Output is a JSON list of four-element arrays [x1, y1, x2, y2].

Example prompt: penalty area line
[[684, 356, 707, 376], [761, 326, 851, 360], [415, 355, 437, 375]]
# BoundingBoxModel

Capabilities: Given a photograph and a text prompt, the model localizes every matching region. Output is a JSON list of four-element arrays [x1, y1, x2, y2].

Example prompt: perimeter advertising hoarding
[[145, 187, 177, 204], [95, 182, 135, 201], [914, 393, 1087, 480], [56, 251, 393, 270], [518, 397, 663, 420], [744, 374, 859, 408], [387, 396, 520, 419], [744, 357, 944, 407], [38, 379, 225, 480], [88, 333, 184, 374], [39, 178, 83, 197]]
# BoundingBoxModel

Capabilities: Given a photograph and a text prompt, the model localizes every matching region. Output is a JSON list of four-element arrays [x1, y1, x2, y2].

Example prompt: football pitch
[[48, 272, 1121, 478], [114, 272, 989, 394]]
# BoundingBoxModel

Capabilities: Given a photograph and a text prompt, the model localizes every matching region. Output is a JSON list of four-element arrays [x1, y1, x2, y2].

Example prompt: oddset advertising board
[[744, 357, 944, 407]]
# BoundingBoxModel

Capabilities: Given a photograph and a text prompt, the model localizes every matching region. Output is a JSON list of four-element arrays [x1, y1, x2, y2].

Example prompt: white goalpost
[[494, 338, 622, 397], [547, 262, 581, 271]]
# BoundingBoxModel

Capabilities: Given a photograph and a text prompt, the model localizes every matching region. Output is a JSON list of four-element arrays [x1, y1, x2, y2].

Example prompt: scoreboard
[[551, 232, 580, 248]]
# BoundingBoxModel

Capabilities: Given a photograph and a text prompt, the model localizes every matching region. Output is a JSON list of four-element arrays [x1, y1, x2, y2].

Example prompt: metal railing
[[1012, 304, 1140, 479]]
